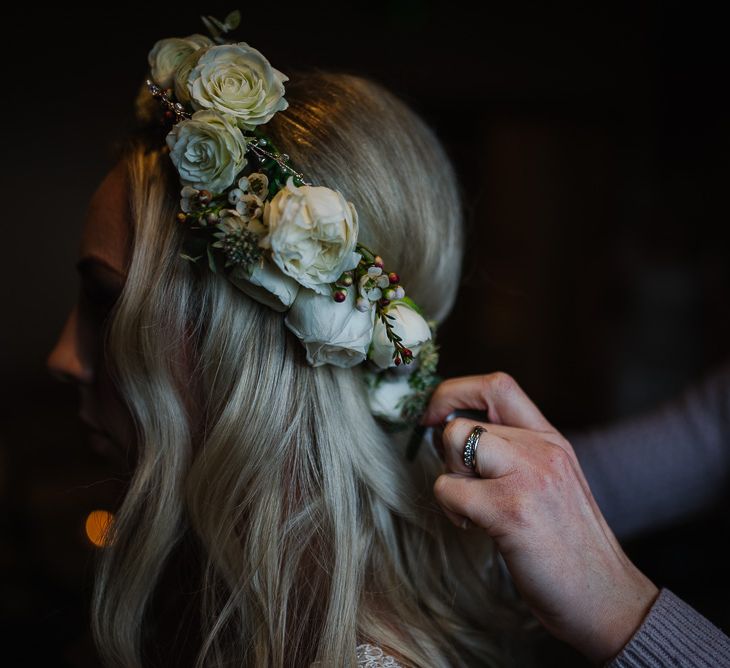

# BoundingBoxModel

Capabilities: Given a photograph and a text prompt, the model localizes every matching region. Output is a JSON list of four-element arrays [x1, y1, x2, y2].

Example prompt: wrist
[[584, 575, 660, 665]]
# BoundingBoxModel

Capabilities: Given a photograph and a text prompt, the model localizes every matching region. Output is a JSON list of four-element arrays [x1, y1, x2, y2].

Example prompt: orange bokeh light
[[85, 510, 114, 548]]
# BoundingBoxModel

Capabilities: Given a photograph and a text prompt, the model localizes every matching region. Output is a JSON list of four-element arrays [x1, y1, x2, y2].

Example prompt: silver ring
[[463, 425, 486, 471]]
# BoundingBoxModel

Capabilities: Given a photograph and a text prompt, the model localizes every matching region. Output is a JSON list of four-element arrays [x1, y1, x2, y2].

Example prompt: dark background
[[2, 1, 729, 665]]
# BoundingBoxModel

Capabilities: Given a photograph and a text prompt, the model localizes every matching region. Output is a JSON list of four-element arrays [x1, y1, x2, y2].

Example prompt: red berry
[[402, 348, 412, 358], [388, 272, 399, 284], [333, 290, 347, 302], [374, 255, 384, 268], [199, 190, 212, 204], [394, 356, 401, 366], [379, 298, 390, 307]]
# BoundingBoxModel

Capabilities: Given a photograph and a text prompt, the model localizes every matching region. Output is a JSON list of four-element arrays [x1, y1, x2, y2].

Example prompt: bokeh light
[[84, 510, 114, 548]]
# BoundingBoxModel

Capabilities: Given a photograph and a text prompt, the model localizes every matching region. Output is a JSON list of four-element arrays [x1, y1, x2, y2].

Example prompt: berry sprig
[[376, 306, 414, 366], [175, 188, 228, 228], [331, 245, 413, 366]]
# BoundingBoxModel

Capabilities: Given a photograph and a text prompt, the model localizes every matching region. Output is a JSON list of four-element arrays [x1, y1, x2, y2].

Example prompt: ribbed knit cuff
[[604, 587, 730, 667]]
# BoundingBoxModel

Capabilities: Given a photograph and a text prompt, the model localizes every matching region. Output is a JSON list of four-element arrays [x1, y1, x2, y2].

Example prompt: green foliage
[[201, 10, 242, 42], [206, 244, 217, 273], [400, 295, 423, 316]]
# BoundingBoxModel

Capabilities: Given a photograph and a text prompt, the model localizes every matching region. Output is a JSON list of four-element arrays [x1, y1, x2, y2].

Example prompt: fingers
[[438, 417, 582, 478], [469, 420, 578, 461], [421, 372, 556, 433], [433, 473, 500, 533], [441, 504, 472, 530], [440, 418, 516, 479]]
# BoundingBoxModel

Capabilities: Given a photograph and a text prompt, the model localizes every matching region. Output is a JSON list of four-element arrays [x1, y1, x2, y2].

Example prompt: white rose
[[148, 34, 213, 89], [284, 287, 376, 368], [166, 110, 248, 194], [366, 374, 412, 422], [262, 176, 360, 295], [173, 46, 210, 105], [369, 300, 432, 369], [188, 42, 289, 129], [228, 259, 300, 312]]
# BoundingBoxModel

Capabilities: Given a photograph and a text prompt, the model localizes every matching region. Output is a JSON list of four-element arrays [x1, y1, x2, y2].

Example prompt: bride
[[47, 19, 534, 668]]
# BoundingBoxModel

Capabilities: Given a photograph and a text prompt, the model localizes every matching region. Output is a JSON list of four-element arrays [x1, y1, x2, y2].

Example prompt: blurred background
[[2, 1, 729, 665]]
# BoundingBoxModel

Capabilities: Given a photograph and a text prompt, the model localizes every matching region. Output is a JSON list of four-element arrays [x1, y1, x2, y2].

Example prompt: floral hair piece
[[137, 11, 440, 454]]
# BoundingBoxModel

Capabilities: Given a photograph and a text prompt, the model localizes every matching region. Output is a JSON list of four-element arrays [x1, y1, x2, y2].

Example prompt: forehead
[[79, 159, 132, 278]]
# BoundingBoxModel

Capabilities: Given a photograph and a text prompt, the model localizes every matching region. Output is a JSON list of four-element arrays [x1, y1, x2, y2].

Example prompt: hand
[[423, 372, 660, 664]]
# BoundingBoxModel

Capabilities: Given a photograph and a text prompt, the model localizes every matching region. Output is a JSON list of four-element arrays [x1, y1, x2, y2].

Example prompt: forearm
[[566, 359, 730, 540]]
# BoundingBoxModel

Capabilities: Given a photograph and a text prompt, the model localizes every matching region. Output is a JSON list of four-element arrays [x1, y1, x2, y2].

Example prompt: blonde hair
[[93, 70, 534, 667]]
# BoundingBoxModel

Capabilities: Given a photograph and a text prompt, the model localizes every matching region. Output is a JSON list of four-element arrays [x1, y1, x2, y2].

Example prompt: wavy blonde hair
[[93, 70, 535, 667]]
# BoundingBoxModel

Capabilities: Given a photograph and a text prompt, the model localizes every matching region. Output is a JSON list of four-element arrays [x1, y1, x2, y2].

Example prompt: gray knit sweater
[[566, 359, 730, 667]]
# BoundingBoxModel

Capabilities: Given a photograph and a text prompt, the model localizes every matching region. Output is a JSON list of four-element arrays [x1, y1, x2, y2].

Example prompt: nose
[[46, 304, 94, 385]]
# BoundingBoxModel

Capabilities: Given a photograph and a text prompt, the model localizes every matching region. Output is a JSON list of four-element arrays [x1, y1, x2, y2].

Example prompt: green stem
[[376, 304, 413, 365]]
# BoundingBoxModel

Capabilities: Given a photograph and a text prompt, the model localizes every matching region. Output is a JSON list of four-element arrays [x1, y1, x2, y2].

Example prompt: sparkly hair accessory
[[137, 11, 440, 453]]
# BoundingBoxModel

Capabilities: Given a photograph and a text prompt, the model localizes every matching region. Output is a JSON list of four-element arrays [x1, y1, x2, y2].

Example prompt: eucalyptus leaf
[[207, 15, 227, 32], [200, 15, 221, 39], [224, 10, 241, 29], [207, 244, 217, 273]]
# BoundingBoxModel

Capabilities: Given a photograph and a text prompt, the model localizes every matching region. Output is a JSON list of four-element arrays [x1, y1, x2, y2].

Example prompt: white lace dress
[[355, 642, 404, 667]]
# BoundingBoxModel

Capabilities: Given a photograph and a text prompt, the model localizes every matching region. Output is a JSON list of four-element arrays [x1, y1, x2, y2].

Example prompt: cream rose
[[173, 46, 210, 105], [369, 300, 432, 369], [228, 259, 300, 312], [148, 34, 213, 89], [166, 110, 248, 194], [188, 42, 289, 129], [284, 287, 376, 368], [366, 374, 412, 422], [261, 176, 360, 295]]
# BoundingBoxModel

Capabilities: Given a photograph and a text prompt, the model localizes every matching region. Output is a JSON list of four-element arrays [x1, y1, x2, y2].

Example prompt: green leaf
[[206, 15, 227, 32], [207, 244, 217, 273], [400, 295, 424, 316], [180, 253, 202, 263], [224, 10, 241, 29], [200, 15, 221, 39]]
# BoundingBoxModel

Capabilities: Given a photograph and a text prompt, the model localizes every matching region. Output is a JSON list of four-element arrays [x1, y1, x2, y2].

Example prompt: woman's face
[[46, 160, 136, 464]]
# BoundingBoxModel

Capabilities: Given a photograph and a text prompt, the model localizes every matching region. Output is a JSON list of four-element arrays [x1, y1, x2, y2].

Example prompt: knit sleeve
[[604, 588, 730, 667], [565, 358, 730, 540]]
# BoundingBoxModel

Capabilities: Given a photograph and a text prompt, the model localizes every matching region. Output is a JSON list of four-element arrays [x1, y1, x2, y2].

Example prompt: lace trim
[[355, 642, 403, 667]]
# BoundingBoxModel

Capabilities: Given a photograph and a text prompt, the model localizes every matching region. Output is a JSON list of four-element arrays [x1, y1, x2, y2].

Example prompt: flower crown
[[137, 11, 439, 452]]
